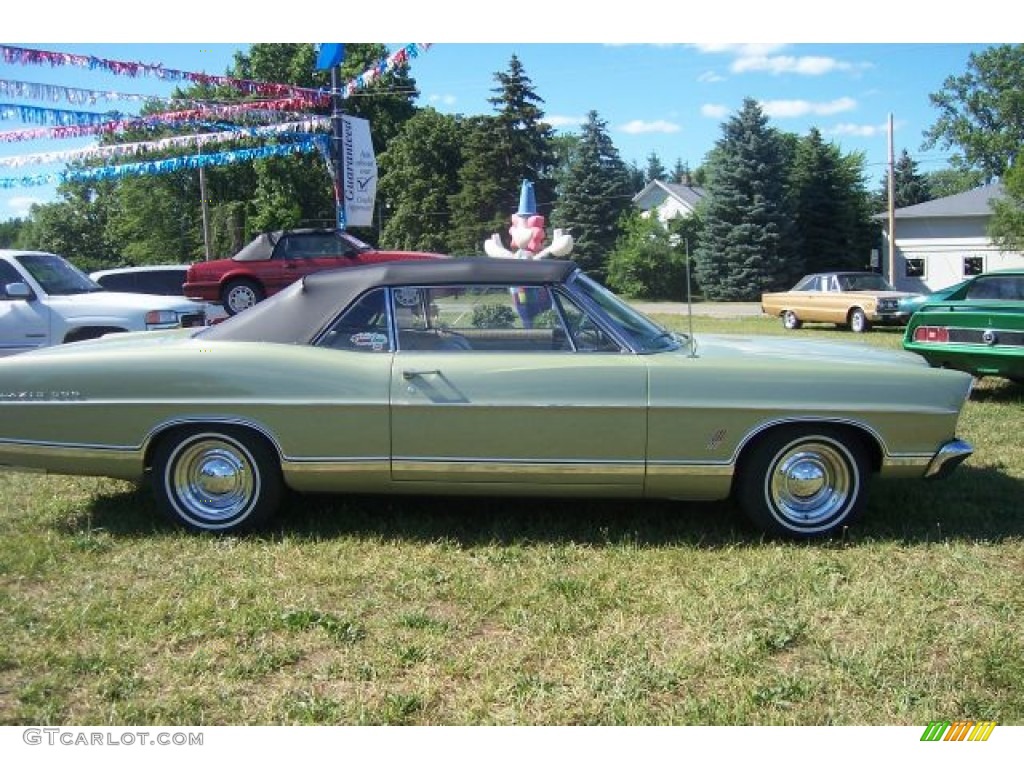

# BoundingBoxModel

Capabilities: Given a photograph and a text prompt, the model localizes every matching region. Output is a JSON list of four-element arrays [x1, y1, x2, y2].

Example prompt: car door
[[0, 261, 50, 355], [388, 284, 648, 489]]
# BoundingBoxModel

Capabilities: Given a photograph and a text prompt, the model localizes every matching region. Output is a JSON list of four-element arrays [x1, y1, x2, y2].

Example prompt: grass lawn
[[1, 315, 1022, 725]]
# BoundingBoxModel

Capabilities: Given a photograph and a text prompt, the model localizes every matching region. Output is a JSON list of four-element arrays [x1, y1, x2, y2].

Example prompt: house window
[[963, 256, 984, 276], [905, 258, 926, 278]]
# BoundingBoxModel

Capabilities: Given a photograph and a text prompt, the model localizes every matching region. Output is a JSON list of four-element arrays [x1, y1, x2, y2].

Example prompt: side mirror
[[4, 282, 34, 300]]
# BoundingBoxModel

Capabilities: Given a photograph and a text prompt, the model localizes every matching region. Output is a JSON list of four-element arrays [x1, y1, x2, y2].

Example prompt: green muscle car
[[0, 258, 974, 539], [902, 269, 1024, 382]]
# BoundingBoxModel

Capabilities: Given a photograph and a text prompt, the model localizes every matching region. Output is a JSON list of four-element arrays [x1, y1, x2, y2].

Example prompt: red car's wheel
[[223, 279, 265, 315]]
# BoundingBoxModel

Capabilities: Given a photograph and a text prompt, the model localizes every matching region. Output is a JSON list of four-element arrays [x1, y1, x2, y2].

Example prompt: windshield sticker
[[350, 332, 389, 351]]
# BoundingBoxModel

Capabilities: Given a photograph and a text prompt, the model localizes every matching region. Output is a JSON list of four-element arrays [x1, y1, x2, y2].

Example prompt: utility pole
[[330, 63, 346, 231], [199, 165, 211, 260], [887, 113, 896, 286]]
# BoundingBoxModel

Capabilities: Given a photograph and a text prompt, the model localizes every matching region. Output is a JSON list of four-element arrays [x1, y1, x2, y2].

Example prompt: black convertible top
[[199, 257, 579, 344]]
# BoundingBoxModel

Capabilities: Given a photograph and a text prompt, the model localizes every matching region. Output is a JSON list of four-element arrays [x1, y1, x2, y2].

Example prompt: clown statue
[[483, 179, 574, 327]]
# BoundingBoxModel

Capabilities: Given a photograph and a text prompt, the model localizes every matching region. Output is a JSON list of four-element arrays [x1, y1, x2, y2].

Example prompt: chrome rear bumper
[[924, 439, 973, 480]]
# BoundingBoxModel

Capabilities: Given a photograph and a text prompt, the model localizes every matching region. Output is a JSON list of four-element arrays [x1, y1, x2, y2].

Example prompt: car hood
[[693, 333, 928, 367], [44, 291, 203, 314]]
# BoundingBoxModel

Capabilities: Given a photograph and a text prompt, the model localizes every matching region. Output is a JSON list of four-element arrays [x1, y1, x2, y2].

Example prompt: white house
[[632, 180, 705, 225], [879, 183, 1024, 293]]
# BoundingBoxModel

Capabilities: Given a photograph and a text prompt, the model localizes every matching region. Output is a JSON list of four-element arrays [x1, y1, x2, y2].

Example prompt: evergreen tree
[[627, 161, 645, 194], [377, 108, 463, 251], [694, 98, 798, 300], [875, 149, 932, 210], [448, 55, 555, 255], [644, 152, 667, 184], [790, 128, 873, 273], [671, 159, 689, 184], [550, 110, 634, 281]]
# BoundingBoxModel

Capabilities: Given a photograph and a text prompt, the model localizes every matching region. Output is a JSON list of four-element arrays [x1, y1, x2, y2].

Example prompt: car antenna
[[685, 238, 697, 357]]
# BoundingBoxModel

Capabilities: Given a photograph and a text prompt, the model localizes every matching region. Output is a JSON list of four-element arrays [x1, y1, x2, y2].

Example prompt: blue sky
[[0, 4, 1002, 222]]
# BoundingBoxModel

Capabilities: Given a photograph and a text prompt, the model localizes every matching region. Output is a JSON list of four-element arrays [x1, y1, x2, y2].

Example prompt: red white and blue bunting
[[0, 138, 327, 189], [0, 79, 155, 105], [0, 119, 330, 168], [0, 44, 432, 189]]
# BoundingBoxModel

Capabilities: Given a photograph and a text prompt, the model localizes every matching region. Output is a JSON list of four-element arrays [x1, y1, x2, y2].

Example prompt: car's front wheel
[[849, 308, 870, 333], [222, 279, 265, 315], [782, 310, 802, 330], [151, 427, 283, 533], [735, 426, 870, 538]]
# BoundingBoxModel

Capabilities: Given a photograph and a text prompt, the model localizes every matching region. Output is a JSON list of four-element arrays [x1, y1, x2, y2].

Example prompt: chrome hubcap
[[170, 437, 257, 523], [769, 443, 853, 526], [228, 287, 256, 312]]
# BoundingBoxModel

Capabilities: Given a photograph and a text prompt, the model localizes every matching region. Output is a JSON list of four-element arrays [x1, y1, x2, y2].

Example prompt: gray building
[[878, 184, 1024, 292]]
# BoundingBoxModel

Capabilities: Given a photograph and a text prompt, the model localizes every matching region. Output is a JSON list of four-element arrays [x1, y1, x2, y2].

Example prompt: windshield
[[841, 274, 896, 291], [16, 253, 102, 296], [571, 272, 682, 353]]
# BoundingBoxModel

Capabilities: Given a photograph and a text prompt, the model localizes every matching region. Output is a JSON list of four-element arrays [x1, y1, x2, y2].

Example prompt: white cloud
[[760, 97, 857, 118], [619, 119, 681, 135], [544, 115, 587, 129], [428, 93, 457, 106], [697, 70, 725, 84], [829, 122, 888, 138], [693, 44, 786, 57], [701, 104, 730, 119], [732, 55, 854, 76], [5, 196, 43, 219]]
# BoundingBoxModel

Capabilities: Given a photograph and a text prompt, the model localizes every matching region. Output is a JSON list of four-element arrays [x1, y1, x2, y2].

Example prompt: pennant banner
[[0, 97, 322, 143], [1, 103, 122, 127], [0, 139, 323, 188], [0, 79, 156, 105], [0, 119, 330, 168], [0, 45, 325, 101]]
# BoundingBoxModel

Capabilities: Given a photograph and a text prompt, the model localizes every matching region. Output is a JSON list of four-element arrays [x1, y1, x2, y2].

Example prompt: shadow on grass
[[75, 463, 1024, 549]]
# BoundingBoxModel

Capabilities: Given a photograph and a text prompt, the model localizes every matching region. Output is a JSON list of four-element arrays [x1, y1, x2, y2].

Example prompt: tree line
[[2, 44, 1022, 300]]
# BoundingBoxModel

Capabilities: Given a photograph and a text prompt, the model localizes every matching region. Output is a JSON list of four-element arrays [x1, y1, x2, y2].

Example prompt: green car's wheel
[[152, 427, 282, 533], [849, 308, 870, 333], [736, 426, 869, 538], [222, 279, 265, 316]]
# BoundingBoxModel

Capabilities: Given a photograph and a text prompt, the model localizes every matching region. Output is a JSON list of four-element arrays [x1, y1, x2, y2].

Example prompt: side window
[[963, 256, 984, 277], [316, 288, 391, 352], [392, 285, 572, 352], [905, 258, 925, 278], [553, 292, 622, 353], [284, 234, 346, 260], [0, 261, 24, 299]]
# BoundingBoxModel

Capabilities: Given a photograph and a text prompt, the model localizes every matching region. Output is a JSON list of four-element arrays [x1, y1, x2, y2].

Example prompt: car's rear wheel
[[151, 427, 282, 533], [735, 426, 870, 538], [782, 310, 802, 330], [848, 308, 870, 333], [222, 279, 265, 315]]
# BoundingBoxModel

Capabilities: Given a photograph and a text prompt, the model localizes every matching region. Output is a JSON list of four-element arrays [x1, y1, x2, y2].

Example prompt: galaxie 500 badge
[[0, 390, 84, 402]]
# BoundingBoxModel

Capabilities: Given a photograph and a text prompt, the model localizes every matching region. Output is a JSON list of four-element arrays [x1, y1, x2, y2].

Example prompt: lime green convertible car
[[0, 258, 974, 538]]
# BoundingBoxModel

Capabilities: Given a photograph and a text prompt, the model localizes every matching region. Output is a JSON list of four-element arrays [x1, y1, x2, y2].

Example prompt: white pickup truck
[[1, 250, 206, 357]]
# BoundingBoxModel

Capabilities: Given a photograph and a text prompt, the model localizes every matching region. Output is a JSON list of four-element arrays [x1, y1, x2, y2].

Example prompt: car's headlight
[[145, 310, 180, 325]]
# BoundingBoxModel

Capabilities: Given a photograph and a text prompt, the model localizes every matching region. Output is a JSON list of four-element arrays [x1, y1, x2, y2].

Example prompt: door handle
[[402, 369, 441, 380]]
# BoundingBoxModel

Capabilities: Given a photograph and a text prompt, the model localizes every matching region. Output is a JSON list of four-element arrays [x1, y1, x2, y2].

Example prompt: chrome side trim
[[282, 457, 389, 474], [392, 458, 643, 476]]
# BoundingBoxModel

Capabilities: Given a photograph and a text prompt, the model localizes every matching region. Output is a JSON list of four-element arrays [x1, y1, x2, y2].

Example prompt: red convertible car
[[184, 228, 445, 315]]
